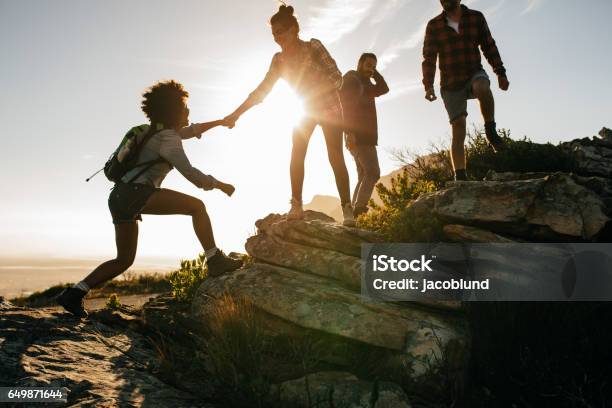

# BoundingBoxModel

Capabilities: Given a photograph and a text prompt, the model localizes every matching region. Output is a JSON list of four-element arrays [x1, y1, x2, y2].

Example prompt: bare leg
[[290, 118, 316, 202], [83, 223, 138, 289], [472, 78, 495, 123], [322, 123, 351, 205], [451, 115, 467, 171], [142, 188, 216, 250]]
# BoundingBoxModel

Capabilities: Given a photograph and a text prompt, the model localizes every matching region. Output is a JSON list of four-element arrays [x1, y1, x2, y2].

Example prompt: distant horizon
[[0, 255, 180, 267], [0, 256, 177, 299]]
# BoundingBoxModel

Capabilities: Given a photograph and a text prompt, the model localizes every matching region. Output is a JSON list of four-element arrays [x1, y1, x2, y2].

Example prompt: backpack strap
[[125, 124, 169, 184], [125, 157, 166, 184]]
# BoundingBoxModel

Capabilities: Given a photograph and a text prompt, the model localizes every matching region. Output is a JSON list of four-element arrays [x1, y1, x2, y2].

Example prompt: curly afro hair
[[141, 80, 189, 129]]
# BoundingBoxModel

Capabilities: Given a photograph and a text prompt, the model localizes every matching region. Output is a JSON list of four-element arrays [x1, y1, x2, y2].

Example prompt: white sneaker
[[342, 203, 355, 227], [287, 198, 304, 220]]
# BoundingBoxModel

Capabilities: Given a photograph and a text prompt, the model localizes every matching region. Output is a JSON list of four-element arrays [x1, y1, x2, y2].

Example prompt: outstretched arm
[[161, 131, 236, 196], [224, 54, 281, 127], [194, 120, 225, 135], [179, 120, 225, 140], [159, 131, 218, 190], [223, 99, 258, 129]]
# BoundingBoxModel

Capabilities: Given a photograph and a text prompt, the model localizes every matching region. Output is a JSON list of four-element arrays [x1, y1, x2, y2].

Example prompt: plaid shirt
[[248, 38, 343, 115], [422, 5, 506, 91]]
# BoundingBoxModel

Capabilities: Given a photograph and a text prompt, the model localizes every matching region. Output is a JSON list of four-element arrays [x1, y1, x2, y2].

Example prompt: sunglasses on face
[[272, 24, 292, 38]]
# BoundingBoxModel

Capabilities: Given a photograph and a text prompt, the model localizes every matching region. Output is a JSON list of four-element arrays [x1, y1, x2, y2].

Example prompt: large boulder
[[191, 212, 469, 395], [253, 211, 384, 257], [244, 211, 380, 291], [486, 171, 612, 216], [562, 134, 612, 178], [193, 263, 467, 362], [599, 127, 612, 143], [410, 173, 609, 240]]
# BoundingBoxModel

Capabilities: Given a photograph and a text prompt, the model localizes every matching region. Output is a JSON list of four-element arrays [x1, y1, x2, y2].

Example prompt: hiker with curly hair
[[58, 80, 242, 317], [223, 4, 355, 226]]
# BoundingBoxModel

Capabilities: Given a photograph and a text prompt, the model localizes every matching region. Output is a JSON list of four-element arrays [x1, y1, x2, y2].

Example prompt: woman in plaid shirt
[[224, 4, 355, 226]]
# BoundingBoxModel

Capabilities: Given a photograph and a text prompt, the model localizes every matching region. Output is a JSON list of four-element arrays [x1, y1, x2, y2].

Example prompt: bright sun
[[260, 81, 305, 129]]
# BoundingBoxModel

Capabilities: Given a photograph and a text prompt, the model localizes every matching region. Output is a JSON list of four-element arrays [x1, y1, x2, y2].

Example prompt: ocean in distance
[[0, 256, 178, 299]]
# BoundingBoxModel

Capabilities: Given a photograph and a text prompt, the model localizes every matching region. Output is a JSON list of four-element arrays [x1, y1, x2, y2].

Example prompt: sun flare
[[259, 81, 305, 129]]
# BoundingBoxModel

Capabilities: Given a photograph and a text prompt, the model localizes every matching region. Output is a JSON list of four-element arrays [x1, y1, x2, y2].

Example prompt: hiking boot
[[342, 203, 356, 227], [207, 250, 243, 278], [485, 122, 506, 152], [287, 198, 304, 221], [57, 287, 88, 318], [454, 169, 468, 181], [353, 205, 368, 218]]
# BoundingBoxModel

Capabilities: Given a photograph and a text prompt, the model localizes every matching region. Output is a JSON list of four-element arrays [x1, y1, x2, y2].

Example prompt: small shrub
[[167, 253, 207, 303], [204, 294, 271, 407], [358, 167, 442, 242], [100, 271, 172, 295], [392, 127, 572, 183], [464, 128, 572, 180], [105, 293, 121, 310], [361, 127, 573, 242]]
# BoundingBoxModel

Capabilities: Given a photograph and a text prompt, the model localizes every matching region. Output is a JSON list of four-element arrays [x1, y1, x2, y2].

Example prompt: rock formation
[[0, 298, 212, 407], [191, 211, 469, 405]]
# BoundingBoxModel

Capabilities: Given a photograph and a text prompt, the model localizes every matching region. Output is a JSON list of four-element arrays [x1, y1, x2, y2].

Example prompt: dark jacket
[[340, 70, 389, 146]]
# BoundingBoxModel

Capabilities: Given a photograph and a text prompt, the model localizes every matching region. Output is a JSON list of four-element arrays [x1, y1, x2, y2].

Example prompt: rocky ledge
[[188, 211, 469, 406], [0, 298, 211, 407]]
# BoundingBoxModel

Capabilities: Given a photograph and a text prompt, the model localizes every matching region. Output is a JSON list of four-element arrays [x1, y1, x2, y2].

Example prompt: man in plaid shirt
[[422, 0, 510, 181]]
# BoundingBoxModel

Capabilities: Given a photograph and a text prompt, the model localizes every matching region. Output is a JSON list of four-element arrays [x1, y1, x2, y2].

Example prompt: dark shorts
[[108, 183, 158, 224], [441, 69, 490, 123]]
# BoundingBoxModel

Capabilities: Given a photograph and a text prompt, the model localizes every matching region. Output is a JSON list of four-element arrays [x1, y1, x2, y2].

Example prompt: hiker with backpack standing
[[423, 0, 510, 181], [58, 80, 242, 317], [223, 4, 355, 226], [341, 53, 389, 218]]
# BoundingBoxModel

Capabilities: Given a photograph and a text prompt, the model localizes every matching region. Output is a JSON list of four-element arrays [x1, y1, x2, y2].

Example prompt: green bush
[[358, 168, 442, 242], [359, 127, 573, 242], [167, 253, 208, 303], [465, 129, 572, 180], [394, 128, 572, 182], [105, 293, 121, 310]]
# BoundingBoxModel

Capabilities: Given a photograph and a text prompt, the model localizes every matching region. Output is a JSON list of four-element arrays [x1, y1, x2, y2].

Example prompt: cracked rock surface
[[0, 299, 211, 407]]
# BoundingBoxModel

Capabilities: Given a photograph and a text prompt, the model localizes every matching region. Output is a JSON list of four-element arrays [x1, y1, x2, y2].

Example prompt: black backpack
[[102, 124, 169, 183]]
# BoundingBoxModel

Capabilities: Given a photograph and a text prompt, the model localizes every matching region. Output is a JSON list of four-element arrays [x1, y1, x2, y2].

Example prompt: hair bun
[[279, 4, 294, 16]]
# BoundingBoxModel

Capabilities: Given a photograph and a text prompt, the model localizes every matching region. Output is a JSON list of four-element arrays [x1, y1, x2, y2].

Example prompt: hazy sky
[[1, 0, 611, 263]]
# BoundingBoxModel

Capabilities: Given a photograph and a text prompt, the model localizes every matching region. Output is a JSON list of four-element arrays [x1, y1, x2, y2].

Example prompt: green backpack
[[86, 124, 168, 183]]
